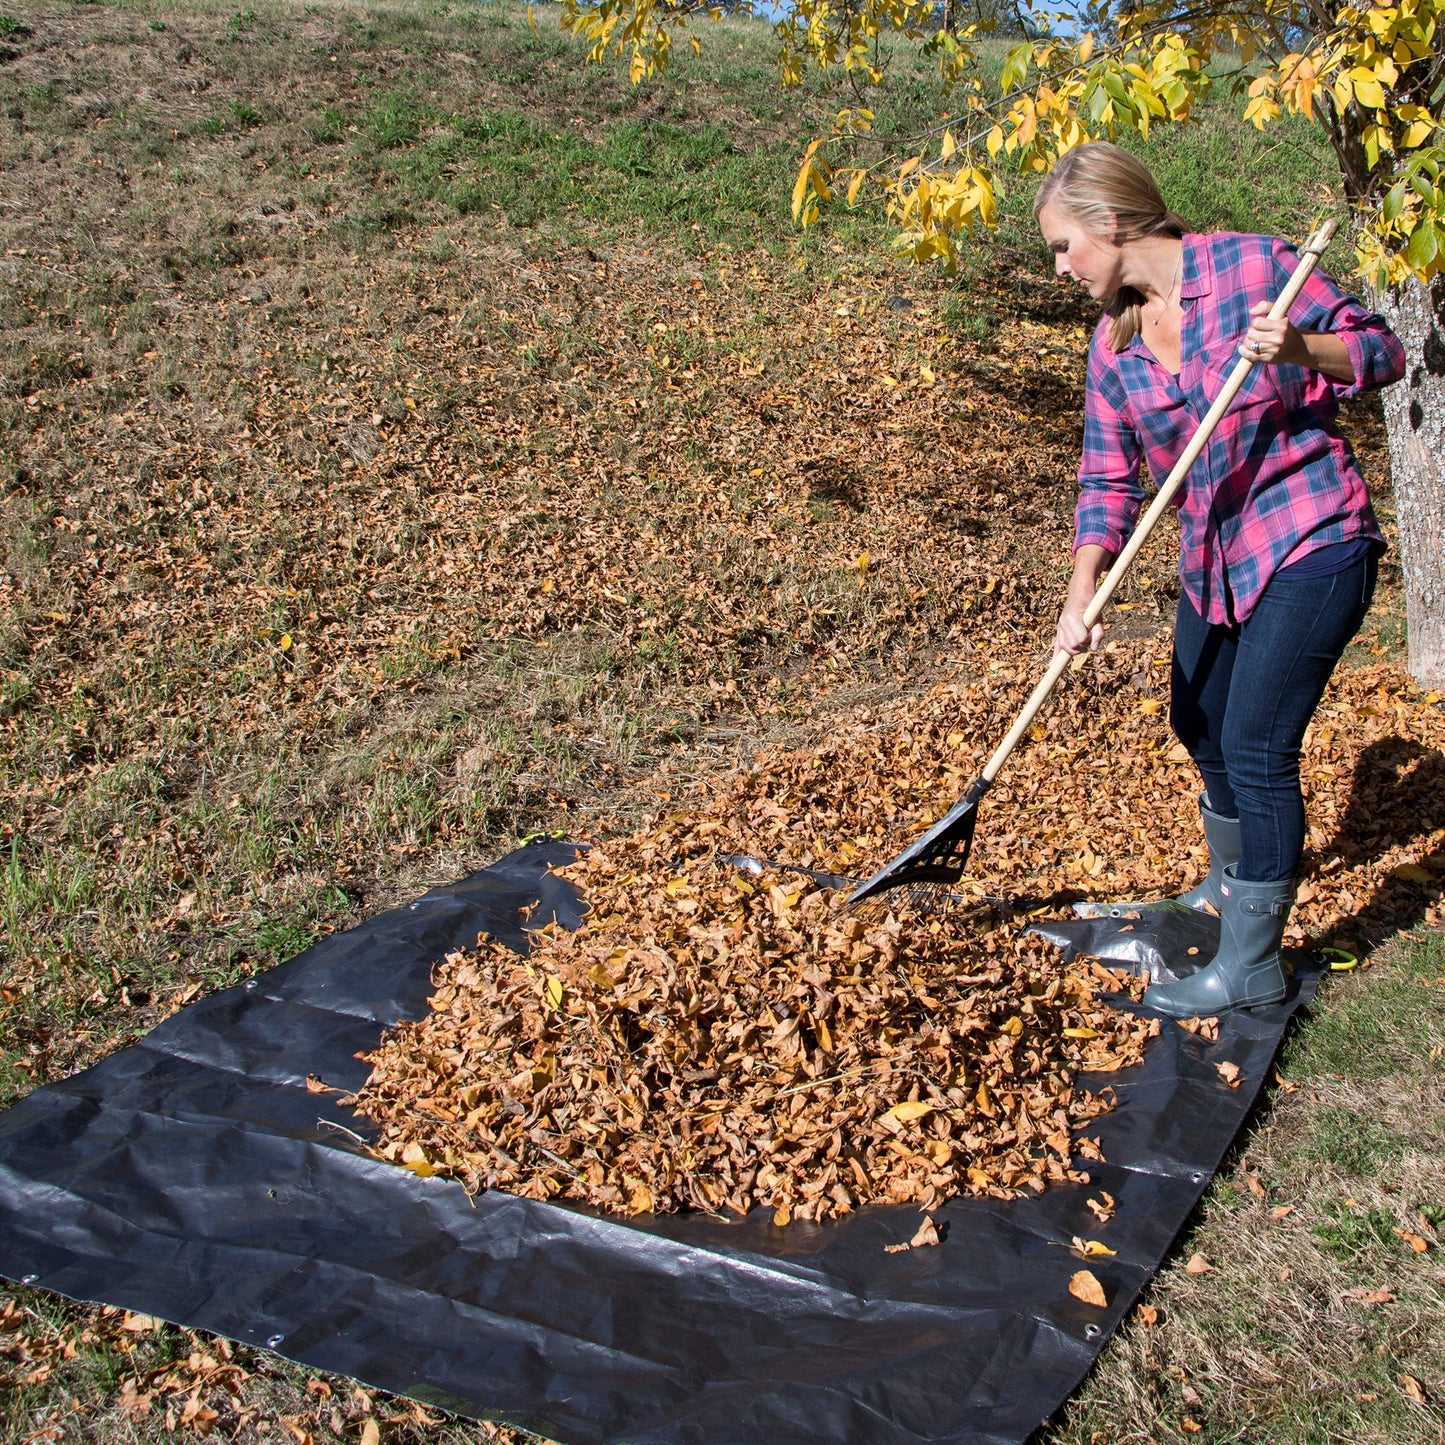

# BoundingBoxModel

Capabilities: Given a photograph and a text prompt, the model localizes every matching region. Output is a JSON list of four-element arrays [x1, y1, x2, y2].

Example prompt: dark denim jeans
[[1169, 554, 1377, 882]]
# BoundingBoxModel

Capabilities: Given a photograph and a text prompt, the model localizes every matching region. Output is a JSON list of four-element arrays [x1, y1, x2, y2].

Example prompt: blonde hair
[[1034, 142, 1189, 351]]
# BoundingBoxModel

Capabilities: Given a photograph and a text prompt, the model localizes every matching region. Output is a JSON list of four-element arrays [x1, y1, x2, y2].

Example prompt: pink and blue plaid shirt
[[1074, 231, 1406, 624]]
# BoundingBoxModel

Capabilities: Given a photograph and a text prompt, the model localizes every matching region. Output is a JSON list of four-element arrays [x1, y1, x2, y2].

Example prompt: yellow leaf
[[279, 632, 293, 652], [940, 128, 956, 161], [1349, 67, 1385, 109], [545, 975, 565, 1010], [885, 1100, 935, 1123], [1063, 1027, 1098, 1039], [1392, 863, 1431, 884], [1068, 1269, 1108, 1307], [1072, 1237, 1117, 1258], [856, 550, 870, 576], [919, 363, 936, 386], [1137, 698, 1163, 715]]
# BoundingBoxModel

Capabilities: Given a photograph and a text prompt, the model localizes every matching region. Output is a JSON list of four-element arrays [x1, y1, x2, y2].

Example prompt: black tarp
[[0, 841, 1320, 1444]]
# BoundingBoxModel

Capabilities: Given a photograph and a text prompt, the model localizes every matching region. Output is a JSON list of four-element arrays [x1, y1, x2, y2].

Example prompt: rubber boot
[[1175, 795, 1241, 913], [1144, 866, 1292, 1017]]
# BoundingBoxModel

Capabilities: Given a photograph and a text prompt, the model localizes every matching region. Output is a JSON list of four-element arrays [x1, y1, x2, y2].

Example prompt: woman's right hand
[[1056, 545, 1112, 656], [1056, 604, 1104, 656]]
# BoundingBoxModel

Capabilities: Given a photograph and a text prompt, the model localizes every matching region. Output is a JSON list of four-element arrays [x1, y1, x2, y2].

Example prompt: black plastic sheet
[[0, 841, 1321, 1444]]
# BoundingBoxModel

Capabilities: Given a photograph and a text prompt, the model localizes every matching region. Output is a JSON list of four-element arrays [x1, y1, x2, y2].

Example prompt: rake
[[844, 219, 1339, 917]]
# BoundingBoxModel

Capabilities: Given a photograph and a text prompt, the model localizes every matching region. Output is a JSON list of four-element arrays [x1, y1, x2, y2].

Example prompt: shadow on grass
[[1308, 736, 1445, 953]]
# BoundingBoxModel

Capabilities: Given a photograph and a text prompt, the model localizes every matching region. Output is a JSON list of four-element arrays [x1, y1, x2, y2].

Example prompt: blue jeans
[[1169, 554, 1377, 882]]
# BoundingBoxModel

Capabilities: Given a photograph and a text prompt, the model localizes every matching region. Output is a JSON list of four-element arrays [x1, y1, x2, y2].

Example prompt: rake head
[[841, 778, 991, 918]]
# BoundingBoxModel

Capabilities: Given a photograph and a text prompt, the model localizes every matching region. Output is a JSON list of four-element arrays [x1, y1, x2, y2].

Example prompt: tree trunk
[[1375, 272, 1445, 689]]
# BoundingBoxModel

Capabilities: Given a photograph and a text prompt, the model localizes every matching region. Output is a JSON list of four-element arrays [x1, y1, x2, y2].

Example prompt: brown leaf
[[1398, 1373, 1427, 1404], [360, 1421, 381, 1445], [1270, 1205, 1294, 1221], [1136, 1303, 1159, 1327], [1343, 1287, 1395, 1306], [1068, 1270, 1108, 1308], [1183, 1252, 1214, 1275], [1396, 1229, 1430, 1253], [1085, 1191, 1116, 1224], [909, 1215, 941, 1249], [1215, 1060, 1242, 1088]]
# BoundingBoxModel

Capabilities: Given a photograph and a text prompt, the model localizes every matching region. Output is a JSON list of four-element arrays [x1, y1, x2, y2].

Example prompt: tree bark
[[1376, 272, 1445, 689]]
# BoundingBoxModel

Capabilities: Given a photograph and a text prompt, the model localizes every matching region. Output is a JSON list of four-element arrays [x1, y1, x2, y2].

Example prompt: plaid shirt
[[1074, 232, 1405, 624]]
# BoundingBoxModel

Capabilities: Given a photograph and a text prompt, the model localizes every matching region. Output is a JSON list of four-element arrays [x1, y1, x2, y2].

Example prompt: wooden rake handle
[[978, 218, 1339, 788]]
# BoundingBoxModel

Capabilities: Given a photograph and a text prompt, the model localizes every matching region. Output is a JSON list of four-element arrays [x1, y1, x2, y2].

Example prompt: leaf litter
[[355, 638, 1445, 1224]]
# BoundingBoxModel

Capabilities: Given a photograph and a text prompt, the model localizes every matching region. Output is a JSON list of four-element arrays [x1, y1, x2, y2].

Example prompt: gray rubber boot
[[1144, 866, 1293, 1018], [1175, 795, 1241, 913]]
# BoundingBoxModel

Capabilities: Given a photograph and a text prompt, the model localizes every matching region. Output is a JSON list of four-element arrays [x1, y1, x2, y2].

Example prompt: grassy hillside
[[1, 1, 1441, 1441]]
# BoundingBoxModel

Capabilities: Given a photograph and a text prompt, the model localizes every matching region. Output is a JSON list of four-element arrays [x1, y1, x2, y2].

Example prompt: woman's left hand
[[1239, 300, 1306, 366]]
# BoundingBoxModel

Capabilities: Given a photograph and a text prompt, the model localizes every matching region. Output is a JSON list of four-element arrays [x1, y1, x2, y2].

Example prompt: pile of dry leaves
[[355, 648, 1443, 1224]]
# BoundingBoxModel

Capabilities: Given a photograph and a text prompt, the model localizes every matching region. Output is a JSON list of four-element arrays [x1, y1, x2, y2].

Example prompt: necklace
[[1144, 248, 1183, 327]]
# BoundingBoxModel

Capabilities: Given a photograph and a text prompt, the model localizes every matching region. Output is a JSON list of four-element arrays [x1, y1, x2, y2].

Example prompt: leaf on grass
[[1184, 1253, 1214, 1275], [1068, 1270, 1108, 1307], [1270, 1205, 1294, 1220], [1398, 1373, 1427, 1403], [1136, 1303, 1159, 1327], [1343, 1287, 1395, 1306], [1396, 1229, 1430, 1253]]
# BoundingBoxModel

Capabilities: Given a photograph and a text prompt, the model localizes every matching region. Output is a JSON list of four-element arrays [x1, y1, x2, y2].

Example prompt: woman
[[1034, 142, 1405, 1017]]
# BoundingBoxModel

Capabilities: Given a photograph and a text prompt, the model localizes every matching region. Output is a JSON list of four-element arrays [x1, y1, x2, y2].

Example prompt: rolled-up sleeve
[[1074, 333, 1146, 556], [1274, 237, 1407, 399]]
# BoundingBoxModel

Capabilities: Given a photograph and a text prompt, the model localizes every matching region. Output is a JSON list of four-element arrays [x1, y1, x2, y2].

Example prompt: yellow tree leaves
[[564, 0, 1445, 286]]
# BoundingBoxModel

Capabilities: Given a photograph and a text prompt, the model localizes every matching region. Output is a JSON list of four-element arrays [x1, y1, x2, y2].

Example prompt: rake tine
[[842, 778, 990, 915]]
